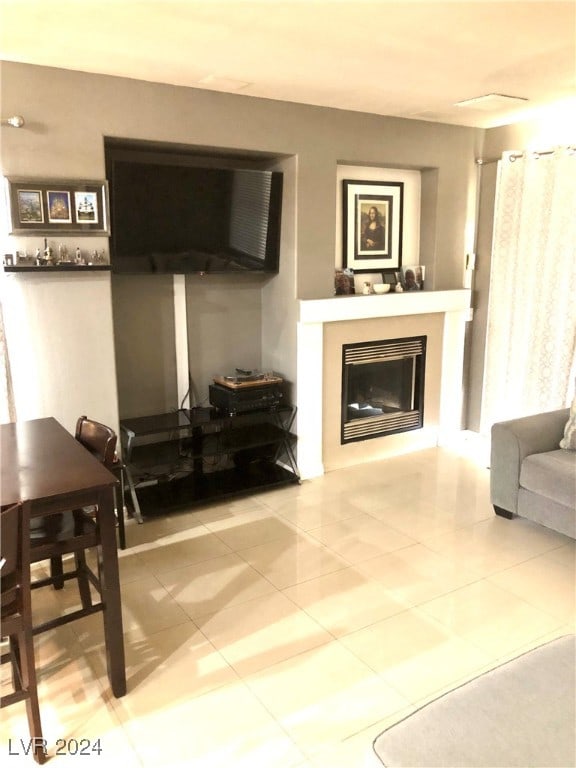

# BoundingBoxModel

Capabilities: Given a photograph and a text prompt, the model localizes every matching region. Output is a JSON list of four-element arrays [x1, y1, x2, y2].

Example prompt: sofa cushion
[[520, 450, 576, 509], [560, 394, 576, 450]]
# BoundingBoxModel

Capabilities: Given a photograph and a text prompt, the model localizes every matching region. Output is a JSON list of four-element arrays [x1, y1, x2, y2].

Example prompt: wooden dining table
[[0, 417, 126, 698]]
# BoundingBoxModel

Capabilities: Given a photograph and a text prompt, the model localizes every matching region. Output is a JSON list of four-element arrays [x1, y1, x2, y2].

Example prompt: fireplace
[[341, 336, 426, 443], [297, 289, 470, 477]]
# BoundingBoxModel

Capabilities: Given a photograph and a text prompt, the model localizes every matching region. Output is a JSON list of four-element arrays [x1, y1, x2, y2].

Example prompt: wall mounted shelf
[[3, 265, 110, 272]]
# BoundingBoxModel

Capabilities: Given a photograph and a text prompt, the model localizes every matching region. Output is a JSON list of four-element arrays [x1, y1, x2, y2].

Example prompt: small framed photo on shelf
[[6, 177, 109, 235], [400, 265, 425, 291], [342, 179, 404, 273], [335, 268, 355, 295]]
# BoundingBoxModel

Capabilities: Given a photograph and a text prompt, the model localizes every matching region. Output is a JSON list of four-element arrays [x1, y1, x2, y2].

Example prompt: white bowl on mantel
[[373, 284, 391, 294]]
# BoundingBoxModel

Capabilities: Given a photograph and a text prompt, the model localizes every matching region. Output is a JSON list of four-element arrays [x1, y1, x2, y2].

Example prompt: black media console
[[120, 406, 299, 517]]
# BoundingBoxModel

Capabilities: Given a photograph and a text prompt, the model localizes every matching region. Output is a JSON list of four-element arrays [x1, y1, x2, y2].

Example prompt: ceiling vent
[[455, 93, 528, 111]]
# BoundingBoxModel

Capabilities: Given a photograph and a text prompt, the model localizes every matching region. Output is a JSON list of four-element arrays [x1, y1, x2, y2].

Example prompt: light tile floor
[[2, 443, 574, 766]]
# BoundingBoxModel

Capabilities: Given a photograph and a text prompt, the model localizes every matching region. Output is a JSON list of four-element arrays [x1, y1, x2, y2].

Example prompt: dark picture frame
[[6, 178, 110, 235], [343, 179, 404, 273]]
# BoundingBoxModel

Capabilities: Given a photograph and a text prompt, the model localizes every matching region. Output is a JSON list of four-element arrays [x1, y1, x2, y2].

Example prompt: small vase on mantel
[[395, 283, 404, 293]]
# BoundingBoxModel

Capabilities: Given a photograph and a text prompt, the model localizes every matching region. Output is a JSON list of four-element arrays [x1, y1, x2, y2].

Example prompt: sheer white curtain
[[481, 147, 576, 433]]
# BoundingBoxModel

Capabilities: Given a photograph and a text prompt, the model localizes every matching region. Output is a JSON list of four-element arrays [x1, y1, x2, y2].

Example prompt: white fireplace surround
[[296, 289, 472, 479]]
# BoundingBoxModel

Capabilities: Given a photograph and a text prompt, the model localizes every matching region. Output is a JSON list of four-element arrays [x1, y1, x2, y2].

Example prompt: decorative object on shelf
[[400, 264, 424, 291], [5, 177, 110, 235], [342, 179, 404, 273], [362, 281, 372, 295], [373, 283, 390, 294], [419, 265, 426, 290], [334, 267, 355, 295], [384, 271, 398, 288], [3, 241, 110, 272], [15, 250, 35, 266]]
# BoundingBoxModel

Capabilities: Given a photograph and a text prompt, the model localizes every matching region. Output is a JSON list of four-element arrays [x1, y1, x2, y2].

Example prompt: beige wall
[[1, 60, 482, 434], [112, 274, 178, 418], [466, 161, 497, 431], [1, 272, 118, 436], [185, 275, 265, 407]]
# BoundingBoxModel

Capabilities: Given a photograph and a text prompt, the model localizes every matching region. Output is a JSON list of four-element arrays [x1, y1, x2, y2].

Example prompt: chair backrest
[[1, 501, 31, 613], [75, 416, 118, 469]]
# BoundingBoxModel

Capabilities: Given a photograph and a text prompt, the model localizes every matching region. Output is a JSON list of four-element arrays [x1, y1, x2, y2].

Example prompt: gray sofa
[[490, 408, 576, 539]]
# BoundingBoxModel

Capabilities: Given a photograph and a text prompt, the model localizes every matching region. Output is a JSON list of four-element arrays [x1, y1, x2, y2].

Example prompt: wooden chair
[[1, 501, 46, 764], [29, 416, 123, 633], [75, 415, 127, 550]]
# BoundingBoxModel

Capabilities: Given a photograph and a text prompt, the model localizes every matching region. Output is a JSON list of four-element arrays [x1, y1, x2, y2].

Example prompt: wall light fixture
[[1, 116, 25, 128]]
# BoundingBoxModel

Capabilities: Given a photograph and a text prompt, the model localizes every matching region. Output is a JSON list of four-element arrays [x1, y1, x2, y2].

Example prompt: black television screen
[[106, 151, 283, 275]]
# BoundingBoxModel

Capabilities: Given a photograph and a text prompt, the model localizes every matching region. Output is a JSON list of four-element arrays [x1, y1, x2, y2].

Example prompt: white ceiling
[[1, 0, 575, 128]]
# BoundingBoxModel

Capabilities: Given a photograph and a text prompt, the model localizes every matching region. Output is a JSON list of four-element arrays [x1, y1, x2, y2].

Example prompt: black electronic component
[[209, 383, 283, 415]]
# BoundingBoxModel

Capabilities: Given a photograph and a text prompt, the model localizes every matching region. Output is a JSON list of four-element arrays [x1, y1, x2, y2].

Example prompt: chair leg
[[115, 482, 126, 550], [19, 632, 46, 764], [9, 635, 22, 691], [50, 556, 64, 590], [74, 551, 93, 609], [8, 629, 46, 764]]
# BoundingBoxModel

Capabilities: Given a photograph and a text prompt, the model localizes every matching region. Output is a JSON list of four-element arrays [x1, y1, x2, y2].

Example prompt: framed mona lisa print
[[342, 180, 404, 272]]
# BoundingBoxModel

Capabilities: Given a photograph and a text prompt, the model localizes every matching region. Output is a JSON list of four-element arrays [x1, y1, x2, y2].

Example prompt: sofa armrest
[[490, 408, 570, 515]]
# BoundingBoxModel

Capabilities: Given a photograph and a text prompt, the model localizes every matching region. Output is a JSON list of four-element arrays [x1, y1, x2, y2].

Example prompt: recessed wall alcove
[[335, 163, 444, 293], [107, 140, 298, 422]]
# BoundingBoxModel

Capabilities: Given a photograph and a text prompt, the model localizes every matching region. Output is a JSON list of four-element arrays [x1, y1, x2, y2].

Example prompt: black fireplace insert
[[341, 336, 426, 443]]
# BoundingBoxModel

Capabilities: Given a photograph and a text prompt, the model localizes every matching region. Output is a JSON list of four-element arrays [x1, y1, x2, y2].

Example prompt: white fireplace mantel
[[299, 289, 472, 324], [296, 290, 472, 479]]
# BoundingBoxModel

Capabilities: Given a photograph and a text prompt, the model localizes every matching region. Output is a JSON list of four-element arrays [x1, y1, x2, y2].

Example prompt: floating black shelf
[[3, 265, 110, 272]]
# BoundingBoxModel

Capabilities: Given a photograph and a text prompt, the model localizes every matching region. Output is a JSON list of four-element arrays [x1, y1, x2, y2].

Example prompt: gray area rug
[[373, 635, 576, 768]]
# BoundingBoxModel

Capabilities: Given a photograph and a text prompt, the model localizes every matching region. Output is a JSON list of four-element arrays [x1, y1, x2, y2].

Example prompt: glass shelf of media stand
[[119, 405, 299, 517]]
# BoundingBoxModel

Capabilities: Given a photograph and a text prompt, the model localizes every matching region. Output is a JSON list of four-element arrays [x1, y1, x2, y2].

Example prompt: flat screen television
[[106, 147, 283, 275]]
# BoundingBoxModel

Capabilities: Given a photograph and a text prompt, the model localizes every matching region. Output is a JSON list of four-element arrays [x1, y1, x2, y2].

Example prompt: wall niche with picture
[[335, 164, 437, 295]]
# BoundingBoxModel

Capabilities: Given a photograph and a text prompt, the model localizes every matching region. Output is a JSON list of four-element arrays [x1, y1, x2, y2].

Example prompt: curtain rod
[[476, 145, 576, 165]]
